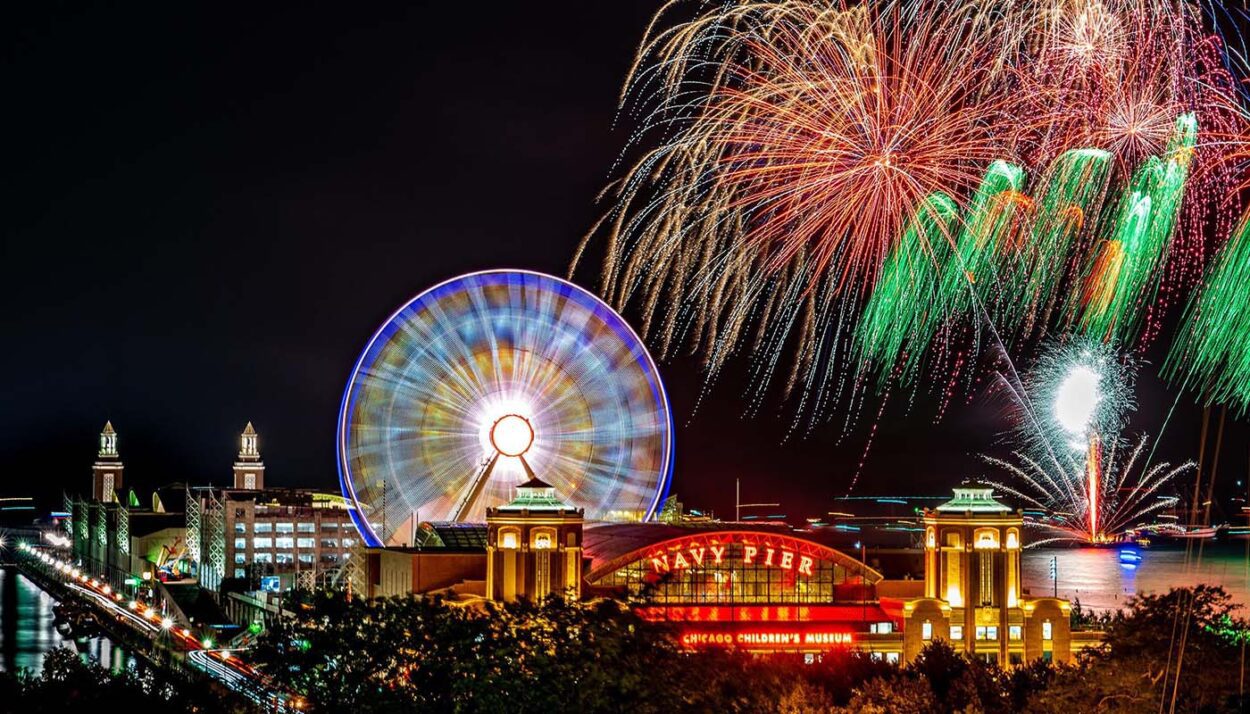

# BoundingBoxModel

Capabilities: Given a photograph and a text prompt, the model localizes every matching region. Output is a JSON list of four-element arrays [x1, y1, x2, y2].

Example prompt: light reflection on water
[[1022, 544, 1250, 612], [0, 567, 133, 675]]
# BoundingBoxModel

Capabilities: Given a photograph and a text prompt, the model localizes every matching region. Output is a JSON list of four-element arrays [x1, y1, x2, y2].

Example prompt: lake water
[[1022, 543, 1250, 612], [0, 567, 132, 675]]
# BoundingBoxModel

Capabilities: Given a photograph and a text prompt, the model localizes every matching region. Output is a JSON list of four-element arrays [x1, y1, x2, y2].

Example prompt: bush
[[253, 586, 1250, 713]]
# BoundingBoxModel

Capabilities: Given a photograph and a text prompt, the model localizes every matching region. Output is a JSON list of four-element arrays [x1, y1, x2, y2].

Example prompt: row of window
[[234, 537, 353, 549], [919, 621, 1052, 641], [232, 521, 348, 534], [235, 552, 343, 565]]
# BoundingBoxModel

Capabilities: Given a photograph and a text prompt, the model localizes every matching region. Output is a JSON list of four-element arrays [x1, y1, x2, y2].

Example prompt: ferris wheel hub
[[490, 414, 534, 457]]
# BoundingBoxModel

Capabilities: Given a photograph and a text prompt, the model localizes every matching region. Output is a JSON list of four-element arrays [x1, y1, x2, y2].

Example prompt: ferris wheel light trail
[[337, 270, 673, 546]]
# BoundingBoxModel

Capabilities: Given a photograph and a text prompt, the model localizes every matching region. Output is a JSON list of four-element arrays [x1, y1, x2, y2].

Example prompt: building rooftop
[[492, 478, 581, 513], [413, 522, 488, 550], [934, 487, 1014, 514]]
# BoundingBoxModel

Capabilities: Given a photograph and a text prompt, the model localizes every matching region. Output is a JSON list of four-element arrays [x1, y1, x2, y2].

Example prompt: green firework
[[1008, 147, 1113, 337], [856, 192, 958, 385], [1166, 211, 1250, 414], [1078, 114, 1195, 344]]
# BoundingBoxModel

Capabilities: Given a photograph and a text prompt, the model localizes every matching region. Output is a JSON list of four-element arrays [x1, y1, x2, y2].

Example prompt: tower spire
[[92, 421, 123, 502], [234, 421, 265, 489], [98, 420, 118, 458]]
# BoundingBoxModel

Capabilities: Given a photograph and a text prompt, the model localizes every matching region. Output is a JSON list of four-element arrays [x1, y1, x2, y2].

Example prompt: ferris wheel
[[336, 269, 674, 546]]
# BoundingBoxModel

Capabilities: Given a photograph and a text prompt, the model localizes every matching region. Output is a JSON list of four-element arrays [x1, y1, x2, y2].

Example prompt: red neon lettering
[[689, 547, 705, 567], [744, 545, 758, 564], [680, 630, 853, 648], [798, 555, 813, 576], [650, 555, 669, 573], [672, 552, 689, 570], [765, 548, 775, 566], [709, 545, 725, 564], [780, 551, 794, 570]]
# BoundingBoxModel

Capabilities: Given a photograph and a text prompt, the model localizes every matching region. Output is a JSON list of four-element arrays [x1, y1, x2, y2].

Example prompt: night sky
[[4, 3, 1246, 521]]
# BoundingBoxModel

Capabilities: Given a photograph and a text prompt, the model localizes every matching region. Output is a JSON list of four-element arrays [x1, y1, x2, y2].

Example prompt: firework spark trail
[[1076, 114, 1197, 343], [984, 434, 1190, 542], [573, 0, 1248, 434], [1166, 210, 1250, 413]]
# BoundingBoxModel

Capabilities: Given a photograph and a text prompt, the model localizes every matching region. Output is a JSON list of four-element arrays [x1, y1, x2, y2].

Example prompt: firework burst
[[574, 0, 1247, 430], [987, 337, 1189, 544], [983, 435, 1190, 544]]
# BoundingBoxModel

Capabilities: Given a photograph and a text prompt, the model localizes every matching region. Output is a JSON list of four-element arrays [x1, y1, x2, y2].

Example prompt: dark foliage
[[253, 585, 1250, 713], [0, 647, 251, 713]]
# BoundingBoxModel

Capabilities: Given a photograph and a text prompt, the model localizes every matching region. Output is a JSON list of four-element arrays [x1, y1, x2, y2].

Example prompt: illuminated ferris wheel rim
[[335, 268, 675, 546]]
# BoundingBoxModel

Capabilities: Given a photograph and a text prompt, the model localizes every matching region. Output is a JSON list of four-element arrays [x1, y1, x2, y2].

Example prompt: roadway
[[16, 543, 306, 712]]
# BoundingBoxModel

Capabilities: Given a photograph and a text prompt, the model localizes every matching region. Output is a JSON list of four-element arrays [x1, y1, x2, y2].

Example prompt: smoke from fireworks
[[573, 0, 1246, 428]]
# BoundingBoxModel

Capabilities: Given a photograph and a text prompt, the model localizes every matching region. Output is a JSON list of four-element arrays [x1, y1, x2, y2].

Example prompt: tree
[[0, 647, 250, 713]]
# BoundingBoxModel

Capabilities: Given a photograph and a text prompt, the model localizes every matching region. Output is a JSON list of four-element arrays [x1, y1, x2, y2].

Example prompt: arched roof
[[583, 523, 884, 583]]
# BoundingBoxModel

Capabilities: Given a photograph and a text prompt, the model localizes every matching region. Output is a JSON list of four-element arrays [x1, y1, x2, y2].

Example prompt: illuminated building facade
[[364, 486, 1092, 665], [485, 478, 584, 602], [903, 487, 1074, 664], [188, 423, 358, 593], [583, 522, 905, 658], [68, 422, 188, 597]]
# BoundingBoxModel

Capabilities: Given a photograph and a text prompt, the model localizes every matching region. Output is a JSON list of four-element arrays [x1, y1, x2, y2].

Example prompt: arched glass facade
[[589, 532, 879, 605]]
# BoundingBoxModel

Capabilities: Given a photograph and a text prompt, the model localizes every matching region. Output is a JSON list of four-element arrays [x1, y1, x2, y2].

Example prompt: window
[[978, 551, 995, 606], [321, 522, 340, 531], [886, 652, 900, 664], [234, 523, 246, 534], [500, 531, 519, 549], [1042, 620, 1053, 641], [234, 538, 246, 549], [342, 538, 356, 548], [297, 523, 315, 533], [276, 553, 294, 565], [534, 532, 553, 549], [234, 568, 246, 578], [975, 626, 987, 640], [234, 554, 246, 564], [870, 622, 893, 634], [1009, 625, 1022, 641], [921, 621, 933, 640], [950, 625, 963, 641], [986, 626, 998, 641], [974, 529, 999, 549], [870, 651, 882, 661], [254, 523, 273, 533], [275, 537, 294, 549], [243, 474, 256, 489], [320, 538, 339, 549], [320, 553, 340, 563], [254, 553, 273, 564], [253, 537, 272, 549], [276, 523, 295, 534], [297, 538, 315, 549], [298, 553, 314, 564], [1042, 651, 1053, 662]]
